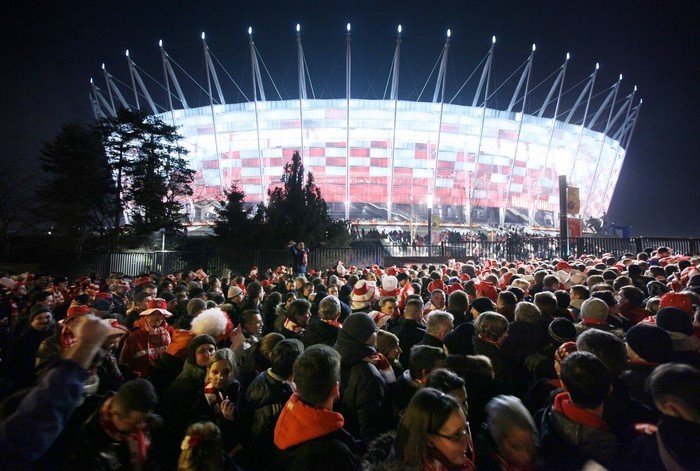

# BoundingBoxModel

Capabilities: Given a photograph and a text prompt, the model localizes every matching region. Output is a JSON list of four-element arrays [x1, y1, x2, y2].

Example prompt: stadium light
[[566, 52, 570, 60], [447, 29, 451, 38], [634, 85, 637, 92], [346, 23, 351, 32], [492, 35, 496, 44], [101, 63, 105, 70], [125, 49, 129, 57], [201, 32, 206, 40], [596, 62, 600, 70], [248, 26, 253, 35], [159, 39, 163, 47], [398, 24, 402, 34], [619, 74, 623, 80], [90, 78, 93, 84], [532, 44, 536, 52], [296, 24, 300, 33]]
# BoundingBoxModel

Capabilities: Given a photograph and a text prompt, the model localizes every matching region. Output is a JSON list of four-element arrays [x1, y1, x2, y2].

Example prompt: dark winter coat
[[246, 370, 294, 447], [388, 317, 426, 369], [303, 316, 340, 348]]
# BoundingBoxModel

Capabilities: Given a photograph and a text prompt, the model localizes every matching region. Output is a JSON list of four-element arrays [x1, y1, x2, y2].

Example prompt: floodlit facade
[[91, 28, 641, 226]]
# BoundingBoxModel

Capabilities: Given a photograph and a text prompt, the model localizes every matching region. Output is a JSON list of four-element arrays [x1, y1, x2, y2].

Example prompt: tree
[[0, 162, 38, 257], [264, 151, 349, 247], [36, 122, 116, 252], [213, 182, 253, 246], [99, 109, 194, 237]]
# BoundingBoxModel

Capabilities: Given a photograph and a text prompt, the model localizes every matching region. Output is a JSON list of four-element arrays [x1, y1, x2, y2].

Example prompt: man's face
[[380, 301, 397, 317], [232, 291, 244, 305], [110, 403, 147, 434], [146, 312, 164, 328], [41, 295, 55, 309], [31, 312, 52, 331], [295, 309, 311, 327], [244, 314, 264, 336], [432, 292, 445, 308], [298, 242, 305, 250]]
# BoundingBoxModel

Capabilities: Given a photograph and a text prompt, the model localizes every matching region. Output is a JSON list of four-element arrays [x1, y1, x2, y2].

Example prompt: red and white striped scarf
[[99, 396, 149, 471], [204, 382, 225, 416], [283, 318, 305, 336]]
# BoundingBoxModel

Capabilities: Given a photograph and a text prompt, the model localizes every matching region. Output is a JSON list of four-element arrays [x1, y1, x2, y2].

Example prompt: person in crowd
[[424, 289, 446, 316], [376, 329, 403, 377], [537, 351, 621, 470], [124, 291, 152, 329], [388, 298, 426, 369], [4, 304, 54, 390], [304, 295, 342, 348], [418, 310, 454, 350], [469, 297, 495, 321], [281, 298, 311, 340], [478, 395, 539, 471], [334, 312, 391, 443], [230, 309, 264, 388], [393, 345, 448, 420], [474, 312, 511, 388], [274, 345, 362, 470], [447, 289, 470, 326], [178, 421, 235, 471], [363, 387, 475, 470], [620, 323, 673, 408], [495, 291, 517, 323], [119, 298, 174, 378], [575, 297, 623, 337], [244, 339, 303, 469]]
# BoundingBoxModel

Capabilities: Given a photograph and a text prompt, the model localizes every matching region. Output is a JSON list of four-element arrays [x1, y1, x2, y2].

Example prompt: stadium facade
[[90, 27, 641, 228]]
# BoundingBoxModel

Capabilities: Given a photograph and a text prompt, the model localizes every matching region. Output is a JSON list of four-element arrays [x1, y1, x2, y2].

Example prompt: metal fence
[[4, 237, 699, 279]]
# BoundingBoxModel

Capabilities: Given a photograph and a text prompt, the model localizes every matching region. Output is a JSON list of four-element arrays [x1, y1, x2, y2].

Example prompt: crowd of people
[[1, 244, 700, 470]]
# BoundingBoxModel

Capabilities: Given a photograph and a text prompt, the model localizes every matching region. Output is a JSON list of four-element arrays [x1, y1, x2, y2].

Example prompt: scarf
[[204, 382, 226, 416], [140, 320, 171, 366], [321, 318, 343, 328], [553, 392, 608, 431], [301, 250, 308, 267], [284, 318, 305, 336], [99, 396, 149, 471]]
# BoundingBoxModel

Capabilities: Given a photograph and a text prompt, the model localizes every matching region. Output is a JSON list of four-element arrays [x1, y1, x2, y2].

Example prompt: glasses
[[433, 424, 471, 443]]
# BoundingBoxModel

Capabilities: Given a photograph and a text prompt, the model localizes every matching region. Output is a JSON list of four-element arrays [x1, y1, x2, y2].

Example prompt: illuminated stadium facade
[[90, 26, 642, 228]]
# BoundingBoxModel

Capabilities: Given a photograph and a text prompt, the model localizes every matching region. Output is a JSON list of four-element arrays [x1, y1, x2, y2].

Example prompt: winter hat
[[368, 310, 391, 329], [187, 298, 207, 317], [342, 312, 378, 343], [94, 292, 113, 301], [470, 297, 495, 315], [140, 298, 173, 317], [659, 292, 693, 315], [29, 304, 51, 322], [580, 298, 609, 321], [396, 272, 410, 283], [191, 307, 232, 341], [66, 304, 90, 319], [379, 276, 399, 297], [227, 285, 243, 299], [188, 334, 217, 365], [351, 280, 376, 311], [656, 307, 694, 336], [90, 298, 111, 312], [376, 330, 399, 357], [556, 261, 572, 271], [555, 341, 578, 365], [625, 324, 673, 364], [548, 318, 577, 345], [647, 280, 670, 298]]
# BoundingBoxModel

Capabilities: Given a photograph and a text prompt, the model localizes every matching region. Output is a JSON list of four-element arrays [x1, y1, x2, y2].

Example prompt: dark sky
[[2, 1, 699, 236]]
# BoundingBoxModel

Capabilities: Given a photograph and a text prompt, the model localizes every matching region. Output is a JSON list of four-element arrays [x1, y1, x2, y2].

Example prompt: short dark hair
[[409, 345, 447, 381], [648, 363, 700, 418], [270, 339, 304, 379], [576, 328, 627, 375], [240, 309, 262, 327], [497, 290, 517, 307], [425, 368, 465, 393], [620, 285, 645, 307], [448, 290, 469, 311], [592, 290, 618, 308], [247, 281, 263, 299], [560, 352, 610, 408], [287, 298, 311, 321], [571, 285, 590, 299], [113, 379, 158, 413], [293, 345, 340, 406]]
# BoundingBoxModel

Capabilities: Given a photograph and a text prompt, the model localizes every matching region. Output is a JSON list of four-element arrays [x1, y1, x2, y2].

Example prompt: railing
[[3, 237, 698, 279]]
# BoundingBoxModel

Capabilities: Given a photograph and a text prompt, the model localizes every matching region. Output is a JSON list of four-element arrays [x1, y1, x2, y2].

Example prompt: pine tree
[[213, 182, 252, 245]]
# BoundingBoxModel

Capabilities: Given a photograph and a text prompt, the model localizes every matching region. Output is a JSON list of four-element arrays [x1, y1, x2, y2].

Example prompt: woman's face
[[497, 426, 537, 467], [208, 360, 233, 390], [430, 409, 470, 467], [387, 343, 402, 361], [195, 344, 216, 367]]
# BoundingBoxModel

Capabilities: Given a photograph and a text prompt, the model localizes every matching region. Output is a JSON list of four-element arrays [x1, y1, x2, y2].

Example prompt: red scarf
[[284, 318, 305, 336], [553, 392, 608, 431], [321, 319, 342, 328], [99, 396, 149, 470], [581, 318, 609, 326], [140, 320, 172, 367], [301, 250, 308, 267], [203, 382, 225, 416]]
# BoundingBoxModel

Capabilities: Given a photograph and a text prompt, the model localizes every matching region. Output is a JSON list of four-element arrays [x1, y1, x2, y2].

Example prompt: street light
[[427, 194, 434, 248]]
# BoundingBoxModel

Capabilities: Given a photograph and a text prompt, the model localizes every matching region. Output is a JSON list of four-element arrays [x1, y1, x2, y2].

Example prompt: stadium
[[89, 26, 641, 229]]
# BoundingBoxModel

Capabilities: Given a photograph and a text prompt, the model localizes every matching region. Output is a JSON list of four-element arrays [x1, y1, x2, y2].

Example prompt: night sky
[[2, 1, 699, 237]]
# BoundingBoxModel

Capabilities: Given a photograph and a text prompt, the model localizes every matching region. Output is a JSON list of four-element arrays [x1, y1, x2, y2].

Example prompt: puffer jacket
[[334, 330, 389, 443], [246, 370, 295, 445]]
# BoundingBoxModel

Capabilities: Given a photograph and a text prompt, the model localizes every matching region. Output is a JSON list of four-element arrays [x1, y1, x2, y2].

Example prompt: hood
[[273, 393, 344, 449], [166, 329, 196, 358]]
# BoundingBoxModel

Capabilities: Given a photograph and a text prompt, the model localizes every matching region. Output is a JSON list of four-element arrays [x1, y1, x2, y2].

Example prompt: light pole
[[427, 194, 434, 253]]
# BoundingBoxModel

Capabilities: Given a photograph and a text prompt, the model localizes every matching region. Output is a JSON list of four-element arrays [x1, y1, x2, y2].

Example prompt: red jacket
[[119, 319, 173, 378]]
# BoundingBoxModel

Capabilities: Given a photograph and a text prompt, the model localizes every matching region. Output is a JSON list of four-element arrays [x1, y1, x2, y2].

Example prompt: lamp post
[[427, 194, 434, 254]]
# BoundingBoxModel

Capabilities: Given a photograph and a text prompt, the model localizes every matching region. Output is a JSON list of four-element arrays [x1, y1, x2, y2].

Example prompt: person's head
[[269, 339, 304, 380], [188, 334, 217, 368], [570, 284, 590, 301], [649, 363, 700, 423], [187, 298, 207, 318], [409, 345, 448, 382], [133, 291, 152, 309], [206, 348, 236, 391], [318, 295, 341, 321], [246, 281, 262, 301], [485, 395, 538, 468], [293, 345, 340, 407], [475, 311, 509, 345], [425, 310, 455, 340], [625, 324, 673, 364], [425, 368, 468, 417], [404, 298, 424, 321], [591, 290, 620, 315], [430, 290, 446, 309], [109, 379, 158, 433], [534, 291, 557, 317], [376, 329, 402, 361], [342, 312, 379, 346], [240, 309, 264, 336], [29, 304, 53, 331], [395, 388, 471, 468], [542, 275, 560, 290], [576, 328, 627, 376], [378, 297, 397, 317], [259, 332, 285, 360], [447, 290, 469, 313], [579, 297, 609, 322], [470, 297, 495, 320], [560, 351, 611, 409], [287, 298, 311, 327], [514, 301, 541, 324], [178, 421, 224, 471], [496, 291, 517, 315]]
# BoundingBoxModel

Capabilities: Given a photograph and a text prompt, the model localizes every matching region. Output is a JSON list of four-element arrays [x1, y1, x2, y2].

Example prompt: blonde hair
[[177, 421, 224, 471], [206, 348, 236, 381]]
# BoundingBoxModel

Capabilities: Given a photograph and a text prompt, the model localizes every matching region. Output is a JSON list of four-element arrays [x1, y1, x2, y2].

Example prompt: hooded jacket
[[274, 393, 361, 471]]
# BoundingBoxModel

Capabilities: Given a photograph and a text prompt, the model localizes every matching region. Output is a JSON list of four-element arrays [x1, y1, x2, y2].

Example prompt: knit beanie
[[29, 304, 51, 322], [548, 318, 577, 345], [656, 307, 694, 336], [659, 293, 693, 315], [470, 297, 495, 315], [625, 323, 673, 364], [376, 330, 399, 357], [188, 334, 217, 365], [342, 312, 378, 343], [580, 298, 609, 321]]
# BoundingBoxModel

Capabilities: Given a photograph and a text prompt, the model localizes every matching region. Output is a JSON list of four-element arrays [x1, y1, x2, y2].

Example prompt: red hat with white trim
[[140, 298, 173, 317]]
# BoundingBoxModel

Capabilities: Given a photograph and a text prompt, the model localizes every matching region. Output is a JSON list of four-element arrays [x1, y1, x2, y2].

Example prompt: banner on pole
[[568, 217, 583, 237], [567, 186, 580, 215]]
